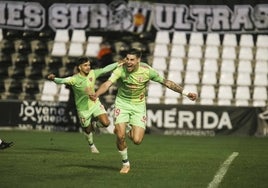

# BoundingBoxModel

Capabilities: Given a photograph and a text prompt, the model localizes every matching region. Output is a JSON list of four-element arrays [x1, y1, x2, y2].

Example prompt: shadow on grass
[[32, 147, 74, 152], [58, 163, 119, 171]]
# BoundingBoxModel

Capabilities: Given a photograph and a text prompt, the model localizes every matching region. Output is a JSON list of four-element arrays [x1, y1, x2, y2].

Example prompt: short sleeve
[[54, 76, 75, 85], [108, 67, 122, 83], [149, 68, 164, 83]]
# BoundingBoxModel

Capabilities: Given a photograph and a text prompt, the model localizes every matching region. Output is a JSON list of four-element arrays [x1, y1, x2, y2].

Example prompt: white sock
[[119, 148, 130, 165], [123, 161, 130, 166], [84, 132, 93, 145]]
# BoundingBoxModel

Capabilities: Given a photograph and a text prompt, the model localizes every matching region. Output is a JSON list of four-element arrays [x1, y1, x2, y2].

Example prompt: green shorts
[[77, 100, 107, 128], [114, 97, 147, 129]]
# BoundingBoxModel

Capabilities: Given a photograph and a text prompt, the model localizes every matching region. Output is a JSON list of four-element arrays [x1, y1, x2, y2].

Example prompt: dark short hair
[[76, 57, 91, 66], [126, 48, 142, 59]]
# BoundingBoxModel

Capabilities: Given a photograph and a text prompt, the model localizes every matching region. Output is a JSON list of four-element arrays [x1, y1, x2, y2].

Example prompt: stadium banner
[[146, 104, 260, 136], [0, 0, 267, 33], [0, 100, 262, 136], [0, 100, 79, 132]]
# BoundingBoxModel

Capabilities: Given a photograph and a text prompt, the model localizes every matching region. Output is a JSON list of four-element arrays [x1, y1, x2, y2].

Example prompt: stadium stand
[[58, 84, 70, 102], [155, 31, 170, 44], [0, 39, 15, 53], [170, 44, 186, 58], [186, 58, 201, 72], [0, 81, 5, 94], [252, 86, 268, 107], [204, 46, 220, 59], [15, 39, 31, 54], [201, 71, 217, 85], [146, 83, 163, 104], [253, 73, 267, 87], [254, 60, 268, 73], [237, 60, 252, 73], [203, 59, 218, 72], [238, 47, 253, 60], [217, 85, 233, 106], [168, 57, 184, 71], [68, 42, 84, 57], [236, 72, 252, 86], [51, 41, 68, 56], [31, 40, 48, 55], [220, 59, 236, 73], [0, 53, 12, 69], [153, 43, 169, 57], [222, 33, 237, 46], [181, 84, 198, 105], [221, 46, 237, 60], [235, 86, 251, 106], [151, 56, 167, 71], [24, 80, 40, 99], [184, 71, 200, 85], [219, 72, 235, 86], [71, 30, 87, 43], [171, 32, 187, 45], [200, 85, 216, 105], [54, 29, 70, 42], [164, 88, 180, 104], [189, 32, 204, 46], [0, 28, 3, 41], [255, 48, 268, 61], [256, 35, 268, 48], [167, 70, 182, 85], [0, 28, 267, 107], [187, 45, 203, 59], [41, 81, 59, 101], [239, 34, 254, 48], [205, 33, 220, 46]]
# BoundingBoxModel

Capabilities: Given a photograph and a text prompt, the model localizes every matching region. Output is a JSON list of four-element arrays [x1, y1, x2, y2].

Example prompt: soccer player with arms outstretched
[[47, 57, 124, 153], [90, 49, 198, 173]]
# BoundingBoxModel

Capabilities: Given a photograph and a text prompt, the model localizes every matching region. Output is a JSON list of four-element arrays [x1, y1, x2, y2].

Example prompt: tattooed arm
[[162, 79, 198, 101]]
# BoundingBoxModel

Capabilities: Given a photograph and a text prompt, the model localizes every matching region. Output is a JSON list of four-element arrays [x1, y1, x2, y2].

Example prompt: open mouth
[[126, 64, 132, 69]]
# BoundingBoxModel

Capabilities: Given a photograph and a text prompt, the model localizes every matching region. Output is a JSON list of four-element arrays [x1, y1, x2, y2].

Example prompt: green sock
[[84, 132, 93, 145]]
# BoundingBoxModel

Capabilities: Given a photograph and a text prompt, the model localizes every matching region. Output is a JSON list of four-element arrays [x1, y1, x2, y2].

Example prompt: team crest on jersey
[[89, 77, 93, 82]]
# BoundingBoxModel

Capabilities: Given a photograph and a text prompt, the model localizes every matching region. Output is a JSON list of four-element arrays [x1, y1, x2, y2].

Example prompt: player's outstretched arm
[[162, 79, 198, 101], [89, 80, 113, 101], [95, 59, 126, 77]]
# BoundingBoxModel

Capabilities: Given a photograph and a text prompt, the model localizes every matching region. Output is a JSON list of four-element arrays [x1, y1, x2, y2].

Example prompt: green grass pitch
[[0, 130, 268, 188]]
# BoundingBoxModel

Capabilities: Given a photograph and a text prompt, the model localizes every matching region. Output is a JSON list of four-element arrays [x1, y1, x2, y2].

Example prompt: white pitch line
[[207, 152, 239, 188]]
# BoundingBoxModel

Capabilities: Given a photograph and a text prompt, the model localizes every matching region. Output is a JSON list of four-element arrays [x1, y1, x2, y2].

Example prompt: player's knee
[[132, 137, 143, 145], [102, 119, 110, 127]]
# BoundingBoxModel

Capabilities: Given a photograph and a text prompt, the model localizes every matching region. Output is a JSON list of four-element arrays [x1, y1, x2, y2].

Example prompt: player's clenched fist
[[187, 92, 198, 101], [47, 74, 56, 81]]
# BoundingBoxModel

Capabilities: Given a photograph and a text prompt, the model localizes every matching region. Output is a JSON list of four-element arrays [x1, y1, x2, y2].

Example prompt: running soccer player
[[90, 48, 198, 173], [47, 57, 124, 153]]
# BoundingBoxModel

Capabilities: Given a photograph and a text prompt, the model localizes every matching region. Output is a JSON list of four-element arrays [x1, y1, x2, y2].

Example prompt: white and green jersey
[[109, 62, 164, 104], [54, 63, 118, 111]]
